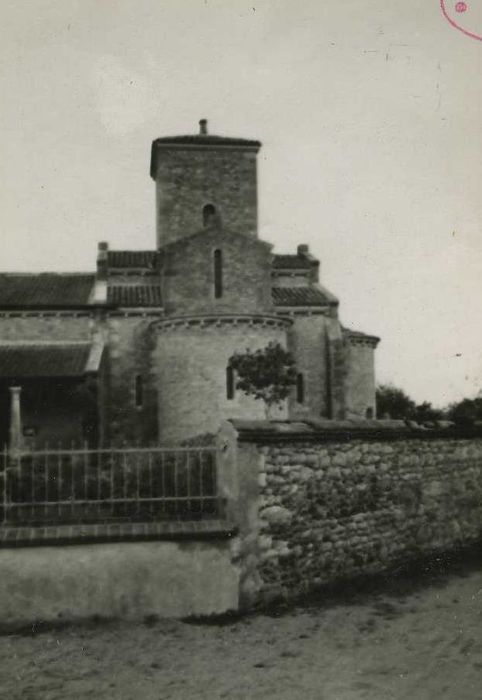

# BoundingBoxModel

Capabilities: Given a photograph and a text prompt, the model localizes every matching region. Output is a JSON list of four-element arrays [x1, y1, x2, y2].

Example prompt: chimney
[[199, 118, 208, 135], [92, 242, 108, 304], [96, 241, 109, 282], [297, 244, 309, 256]]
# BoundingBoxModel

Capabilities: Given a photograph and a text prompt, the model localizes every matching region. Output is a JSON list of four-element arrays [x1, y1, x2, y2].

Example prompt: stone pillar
[[9, 386, 22, 452], [216, 421, 264, 608]]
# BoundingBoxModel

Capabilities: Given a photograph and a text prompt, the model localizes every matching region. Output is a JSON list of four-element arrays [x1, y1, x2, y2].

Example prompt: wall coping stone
[[227, 419, 482, 443], [0, 520, 237, 549]]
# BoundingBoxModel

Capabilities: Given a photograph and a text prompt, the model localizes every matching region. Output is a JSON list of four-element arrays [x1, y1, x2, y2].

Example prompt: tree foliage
[[376, 383, 482, 424], [376, 384, 416, 419], [376, 384, 443, 422], [228, 342, 297, 408], [412, 401, 444, 423], [446, 397, 482, 426]]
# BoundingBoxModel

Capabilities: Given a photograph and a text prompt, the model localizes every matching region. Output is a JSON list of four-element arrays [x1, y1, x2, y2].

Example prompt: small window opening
[[226, 366, 235, 400], [366, 407, 374, 419], [135, 375, 144, 408], [296, 373, 305, 404], [214, 248, 223, 299], [203, 203, 216, 227]]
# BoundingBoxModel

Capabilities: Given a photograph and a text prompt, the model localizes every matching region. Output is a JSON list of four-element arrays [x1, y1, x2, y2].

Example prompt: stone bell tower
[[150, 119, 261, 248]]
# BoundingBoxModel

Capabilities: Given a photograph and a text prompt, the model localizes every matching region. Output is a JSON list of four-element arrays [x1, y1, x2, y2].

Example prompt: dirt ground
[[0, 551, 481, 700]]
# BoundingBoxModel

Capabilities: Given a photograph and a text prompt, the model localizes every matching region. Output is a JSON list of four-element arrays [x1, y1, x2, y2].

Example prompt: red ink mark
[[440, 0, 482, 40]]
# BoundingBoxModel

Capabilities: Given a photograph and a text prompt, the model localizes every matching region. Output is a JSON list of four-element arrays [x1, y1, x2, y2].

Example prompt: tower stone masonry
[[151, 119, 261, 248]]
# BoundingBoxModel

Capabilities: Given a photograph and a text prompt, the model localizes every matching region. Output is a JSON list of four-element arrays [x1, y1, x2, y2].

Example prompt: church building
[[0, 120, 379, 447]]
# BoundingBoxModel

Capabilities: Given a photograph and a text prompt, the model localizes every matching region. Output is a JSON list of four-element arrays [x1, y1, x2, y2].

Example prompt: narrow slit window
[[366, 407, 374, 419], [296, 373, 305, 404], [214, 248, 223, 299], [226, 366, 235, 400], [135, 374, 144, 408]]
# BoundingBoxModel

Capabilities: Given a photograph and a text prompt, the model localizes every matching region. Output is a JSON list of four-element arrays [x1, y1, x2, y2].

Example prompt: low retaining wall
[[218, 420, 482, 606], [0, 524, 239, 627], [2, 420, 481, 625]]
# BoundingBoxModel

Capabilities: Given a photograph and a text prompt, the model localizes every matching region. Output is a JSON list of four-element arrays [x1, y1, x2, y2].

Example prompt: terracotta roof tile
[[107, 285, 162, 307], [343, 327, 380, 345], [107, 251, 158, 269], [272, 287, 332, 307], [0, 274, 94, 308], [272, 255, 313, 270], [0, 343, 94, 378]]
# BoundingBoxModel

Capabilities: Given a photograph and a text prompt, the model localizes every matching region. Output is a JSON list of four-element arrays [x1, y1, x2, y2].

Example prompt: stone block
[[259, 505, 292, 526]]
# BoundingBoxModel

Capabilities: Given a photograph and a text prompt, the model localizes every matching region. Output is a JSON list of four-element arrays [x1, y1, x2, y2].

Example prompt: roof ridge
[[152, 134, 260, 145], [159, 227, 272, 251], [107, 249, 157, 253]]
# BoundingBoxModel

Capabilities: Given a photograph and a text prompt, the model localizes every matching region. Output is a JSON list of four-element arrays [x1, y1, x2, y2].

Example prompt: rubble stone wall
[[218, 424, 482, 606]]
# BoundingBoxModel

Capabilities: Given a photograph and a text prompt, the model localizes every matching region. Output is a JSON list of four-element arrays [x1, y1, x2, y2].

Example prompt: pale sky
[[0, 0, 481, 407]]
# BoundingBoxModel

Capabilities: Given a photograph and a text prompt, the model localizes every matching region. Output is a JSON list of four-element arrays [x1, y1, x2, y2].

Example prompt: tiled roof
[[150, 135, 261, 177], [343, 327, 380, 345], [107, 251, 158, 269], [272, 255, 313, 270], [0, 343, 95, 378], [153, 135, 261, 147], [107, 285, 163, 307], [0, 274, 94, 308], [272, 287, 332, 307]]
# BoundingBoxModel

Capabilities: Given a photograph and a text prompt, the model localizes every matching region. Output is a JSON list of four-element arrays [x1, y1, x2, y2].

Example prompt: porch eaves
[[0, 342, 103, 378]]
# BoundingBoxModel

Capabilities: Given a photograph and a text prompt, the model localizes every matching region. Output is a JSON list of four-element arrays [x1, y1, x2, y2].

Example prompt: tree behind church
[[376, 384, 444, 422]]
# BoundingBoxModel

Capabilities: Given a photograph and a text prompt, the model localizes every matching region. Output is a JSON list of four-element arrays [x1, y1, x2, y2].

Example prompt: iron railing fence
[[0, 445, 219, 526]]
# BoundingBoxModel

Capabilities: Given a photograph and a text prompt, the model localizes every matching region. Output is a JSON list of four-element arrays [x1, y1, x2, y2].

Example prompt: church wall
[[162, 231, 273, 316], [344, 341, 377, 419], [287, 314, 331, 419], [325, 322, 348, 419], [103, 316, 158, 445], [155, 148, 258, 246], [156, 321, 289, 443]]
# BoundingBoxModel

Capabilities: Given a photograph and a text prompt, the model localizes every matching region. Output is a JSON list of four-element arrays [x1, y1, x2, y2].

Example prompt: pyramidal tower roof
[[150, 119, 261, 178]]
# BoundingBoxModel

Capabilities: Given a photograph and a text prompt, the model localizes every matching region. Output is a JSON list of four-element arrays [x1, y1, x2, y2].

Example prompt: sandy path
[[0, 554, 481, 700]]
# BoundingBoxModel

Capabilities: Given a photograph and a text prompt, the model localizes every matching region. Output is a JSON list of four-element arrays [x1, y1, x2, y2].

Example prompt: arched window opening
[[296, 373, 305, 404], [214, 248, 223, 299], [226, 366, 235, 400], [203, 203, 216, 227], [366, 407, 374, 419], [135, 375, 144, 408]]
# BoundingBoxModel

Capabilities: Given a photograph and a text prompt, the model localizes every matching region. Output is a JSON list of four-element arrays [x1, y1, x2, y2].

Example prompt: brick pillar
[[9, 386, 22, 452]]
